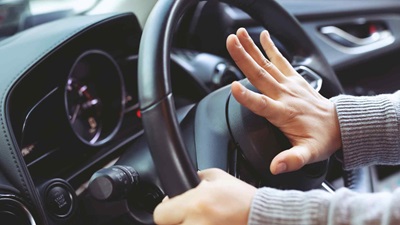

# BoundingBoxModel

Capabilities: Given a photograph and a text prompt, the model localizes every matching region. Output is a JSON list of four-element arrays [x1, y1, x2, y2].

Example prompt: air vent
[[0, 195, 36, 225]]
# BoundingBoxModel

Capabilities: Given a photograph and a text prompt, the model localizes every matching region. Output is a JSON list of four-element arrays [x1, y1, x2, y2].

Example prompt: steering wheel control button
[[88, 165, 140, 201], [45, 185, 73, 218]]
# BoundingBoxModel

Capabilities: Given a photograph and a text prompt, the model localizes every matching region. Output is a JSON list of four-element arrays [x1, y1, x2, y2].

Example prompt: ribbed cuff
[[330, 94, 400, 170], [248, 188, 331, 225]]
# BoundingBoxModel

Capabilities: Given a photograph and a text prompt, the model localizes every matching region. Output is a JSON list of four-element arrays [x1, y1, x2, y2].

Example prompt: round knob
[[88, 165, 139, 201]]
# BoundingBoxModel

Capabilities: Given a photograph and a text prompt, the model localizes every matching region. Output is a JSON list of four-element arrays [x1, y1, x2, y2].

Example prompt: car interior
[[0, 0, 400, 224]]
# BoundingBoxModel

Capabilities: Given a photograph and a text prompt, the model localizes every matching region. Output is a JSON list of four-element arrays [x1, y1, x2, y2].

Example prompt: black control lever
[[88, 165, 139, 201]]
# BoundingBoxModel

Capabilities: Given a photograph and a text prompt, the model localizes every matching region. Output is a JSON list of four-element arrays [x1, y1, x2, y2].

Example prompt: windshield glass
[[0, 0, 29, 37], [0, 0, 99, 38], [30, 0, 99, 15]]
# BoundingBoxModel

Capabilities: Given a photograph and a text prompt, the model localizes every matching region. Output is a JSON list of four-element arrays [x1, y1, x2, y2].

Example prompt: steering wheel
[[138, 0, 344, 198]]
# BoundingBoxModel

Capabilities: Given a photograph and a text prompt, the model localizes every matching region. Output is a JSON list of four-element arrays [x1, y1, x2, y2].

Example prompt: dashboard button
[[45, 185, 73, 218]]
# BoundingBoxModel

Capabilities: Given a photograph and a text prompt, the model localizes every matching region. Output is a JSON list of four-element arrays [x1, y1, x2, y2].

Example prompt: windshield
[[30, 0, 99, 15], [0, 0, 99, 38], [0, 0, 29, 37]]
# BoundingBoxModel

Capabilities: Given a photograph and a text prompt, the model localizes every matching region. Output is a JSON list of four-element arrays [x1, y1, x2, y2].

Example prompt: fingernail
[[275, 162, 287, 174], [242, 29, 250, 38], [262, 30, 270, 39], [236, 82, 246, 95]]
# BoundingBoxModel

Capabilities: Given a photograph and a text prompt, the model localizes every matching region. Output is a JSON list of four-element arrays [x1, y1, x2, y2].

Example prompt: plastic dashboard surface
[[0, 12, 147, 224]]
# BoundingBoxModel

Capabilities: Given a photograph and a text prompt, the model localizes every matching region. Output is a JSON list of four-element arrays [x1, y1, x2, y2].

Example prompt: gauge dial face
[[65, 50, 125, 146], [66, 78, 102, 144]]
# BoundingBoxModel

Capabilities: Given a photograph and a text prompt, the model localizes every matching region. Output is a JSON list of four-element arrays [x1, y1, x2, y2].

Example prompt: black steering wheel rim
[[138, 0, 344, 197]]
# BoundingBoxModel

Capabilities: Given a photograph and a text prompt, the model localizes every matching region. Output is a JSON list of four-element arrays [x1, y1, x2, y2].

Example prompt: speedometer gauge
[[65, 50, 125, 146]]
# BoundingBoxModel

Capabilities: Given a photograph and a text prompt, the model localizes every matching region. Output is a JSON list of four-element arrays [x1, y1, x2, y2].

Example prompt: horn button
[[226, 80, 328, 190]]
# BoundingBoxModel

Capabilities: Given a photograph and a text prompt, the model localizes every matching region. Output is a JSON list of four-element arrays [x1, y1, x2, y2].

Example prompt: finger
[[269, 145, 313, 175], [162, 196, 169, 203], [226, 34, 281, 96], [260, 30, 296, 76], [154, 194, 189, 225], [198, 168, 231, 181], [236, 28, 286, 82], [231, 81, 283, 119]]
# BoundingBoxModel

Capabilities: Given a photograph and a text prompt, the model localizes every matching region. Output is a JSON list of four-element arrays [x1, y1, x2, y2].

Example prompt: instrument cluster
[[65, 50, 125, 146]]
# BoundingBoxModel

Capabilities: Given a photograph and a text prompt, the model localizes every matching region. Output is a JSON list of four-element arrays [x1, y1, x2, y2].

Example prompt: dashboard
[[0, 13, 147, 224], [8, 14, 141, 183], [0, 0, 400, 225]]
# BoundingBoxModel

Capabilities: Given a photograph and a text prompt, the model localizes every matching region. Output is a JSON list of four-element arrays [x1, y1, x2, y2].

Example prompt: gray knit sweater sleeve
[[332, 92, 400, 169], [248, 91, 400, 225]]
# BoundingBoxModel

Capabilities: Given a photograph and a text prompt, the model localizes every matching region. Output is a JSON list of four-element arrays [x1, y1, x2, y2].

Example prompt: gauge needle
[[70, 104, 81, 124]]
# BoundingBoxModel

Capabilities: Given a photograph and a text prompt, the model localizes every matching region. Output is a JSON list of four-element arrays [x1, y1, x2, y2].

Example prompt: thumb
[[270, 145, 313, 175]]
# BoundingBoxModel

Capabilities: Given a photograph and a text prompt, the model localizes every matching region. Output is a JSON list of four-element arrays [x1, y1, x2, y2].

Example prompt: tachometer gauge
[[66, 78, 102, 143], [65, 50, 125, 146]]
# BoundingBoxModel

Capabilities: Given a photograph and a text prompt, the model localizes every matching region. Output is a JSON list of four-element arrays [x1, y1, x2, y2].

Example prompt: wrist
[[322, 98, 342, 156], [330, 101, 342, 152]]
